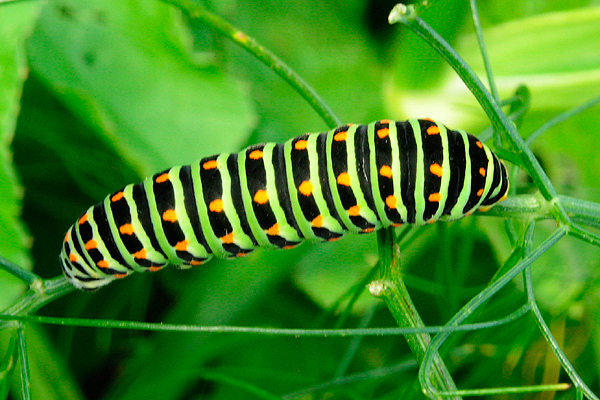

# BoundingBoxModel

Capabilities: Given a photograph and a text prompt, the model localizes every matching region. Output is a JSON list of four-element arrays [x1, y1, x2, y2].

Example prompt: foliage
[[1, 0, 600, 399]]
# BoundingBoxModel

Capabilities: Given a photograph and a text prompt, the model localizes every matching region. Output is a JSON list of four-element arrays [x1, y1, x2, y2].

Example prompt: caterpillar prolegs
[[61, 119, 509, 290]]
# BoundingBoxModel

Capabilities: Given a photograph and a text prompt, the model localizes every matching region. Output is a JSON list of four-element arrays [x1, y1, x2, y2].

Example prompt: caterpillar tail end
[[59, 253, 115, 292]]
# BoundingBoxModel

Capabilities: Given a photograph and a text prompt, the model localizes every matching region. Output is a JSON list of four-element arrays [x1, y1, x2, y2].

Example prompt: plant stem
[[0, 256, 39, 285], [371, 228, 461, 399], [469, 0, 500, 104], [419, 225, 567, 397]]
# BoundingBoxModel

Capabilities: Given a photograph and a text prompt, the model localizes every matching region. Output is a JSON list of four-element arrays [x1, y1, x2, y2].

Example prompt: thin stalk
[[163, 0, 341, 129], [437, 383, 570, 397], [419, 226, 567, 397], [372, 228, 461, 399], [17, 323, 31, 400], [526, 95, 600, 146], [525, 269, 598, 400], [2, 277, 75, 318], [0, 256, 39, 285], [478, 85, 531, 143], [469, 0, 500, 103], [0, 303, 532, 336], [568, 224, 600, 247]]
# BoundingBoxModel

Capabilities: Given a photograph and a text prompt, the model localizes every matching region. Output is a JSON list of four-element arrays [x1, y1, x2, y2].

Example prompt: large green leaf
[[27, 0, 255, 178], [0, 1, 41, 310]]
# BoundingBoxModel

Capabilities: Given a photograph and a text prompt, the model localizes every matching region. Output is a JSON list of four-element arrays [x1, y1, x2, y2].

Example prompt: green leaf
[[293, 235, 379, 314], [27, 0, 255, 177], [0, 1, 40, 310]]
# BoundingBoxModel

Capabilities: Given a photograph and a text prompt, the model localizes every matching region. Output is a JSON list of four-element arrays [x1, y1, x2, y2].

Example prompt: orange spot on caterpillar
[[69, 253, 78, 262], [64, 230, 70, 243], [477, 188, 484, 197], [328, 237, 341, 242], [203, 160, 218, 170], [334, 131, 347, 141], [361, 227, 375, 233], [386, 195, 397, 209], [190, 260, 204, 266], [78, 214, 88, 225], [430, 163, 443, 177], [253, 190, 269, 204], [155, 173, 169, 183], [377, 128, 389, 139], [175, 240, 188, 251], [162, 210, 177, 222], [427, 125, 440, 135], [149, 265, 163, 272], [111, 192, 125, 202], [337, 172, 351, 186], [423, 117, 434, 122], [283, 244, 298, 250], [428, 193, 441, 202], [295, 140, 308, 150], [391, 222, 403, 227], [299, 181, 313, 196], [479, 167, 486, 177], [97, 260, 109, 268], [266, 223, 280, 236], [133, 249, 147, 259], [379, 119, 391, 124], [249, 149, 263, 160], [476, 141, 483, 148], [347, 205, 361, 216], [209, 199, 224, 213], [114, 273, 128, 279], [221, 232, 234, 244], [237, 252, 249, 257], [379, 165, 393, 178], [85, 240, 97, 250], [120, 224, 134, 235], [312, 215, 323, 228]]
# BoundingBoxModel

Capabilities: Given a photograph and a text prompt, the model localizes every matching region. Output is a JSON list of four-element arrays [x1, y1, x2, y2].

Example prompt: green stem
[[525, 264, 598, 399], [469, 0, 500, 104], [163, 0, 342, 129], [0, 256, 39, 285], [1, 277, 75, 318], [372, 228, 461, 399], [17, 323, 31, 400], [419, 226, 567, 397], [526, 95, 600, 146], [1, 303, 531, 336]]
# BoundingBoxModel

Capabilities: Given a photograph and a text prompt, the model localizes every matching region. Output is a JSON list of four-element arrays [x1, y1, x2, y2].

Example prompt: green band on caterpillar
[[60, 119, 509, 291]]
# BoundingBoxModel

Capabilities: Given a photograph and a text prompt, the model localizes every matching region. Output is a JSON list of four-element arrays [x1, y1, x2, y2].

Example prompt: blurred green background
[[1, 0, 600, 398]]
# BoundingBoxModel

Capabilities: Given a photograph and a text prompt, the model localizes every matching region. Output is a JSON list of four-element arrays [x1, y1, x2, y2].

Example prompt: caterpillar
[[61, 119, 509, 291]]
